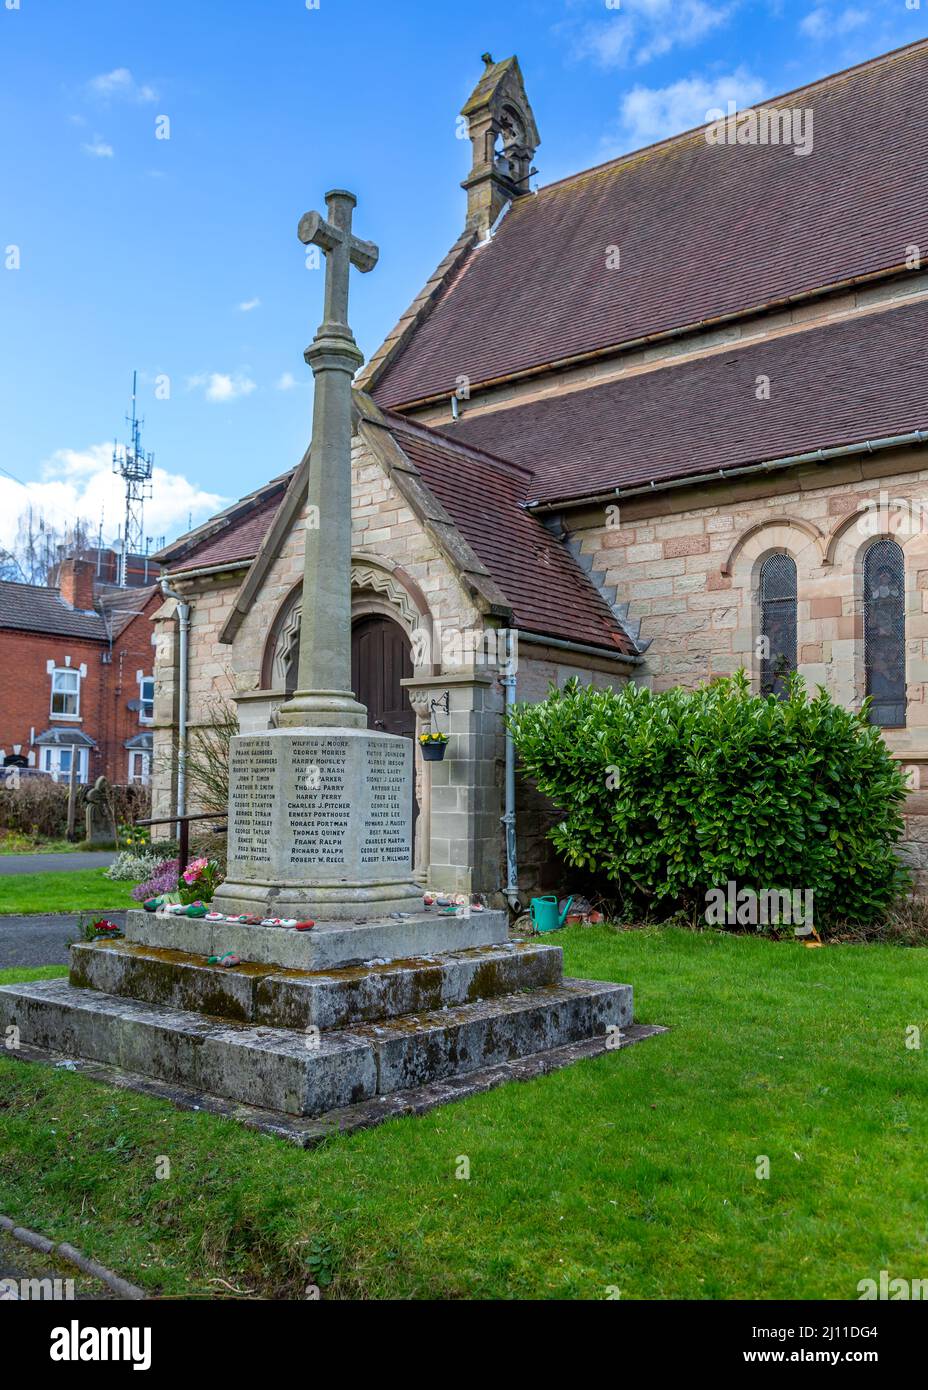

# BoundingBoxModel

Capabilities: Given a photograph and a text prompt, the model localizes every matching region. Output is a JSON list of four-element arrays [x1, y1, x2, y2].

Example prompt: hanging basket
[[420, 739, 448, 762]]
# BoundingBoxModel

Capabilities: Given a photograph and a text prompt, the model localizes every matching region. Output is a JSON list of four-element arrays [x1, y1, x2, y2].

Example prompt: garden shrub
[[0, 779, 151, 843], [111, 783, 151, 830], [131, 859, 180, 903], [0, 778, 69, 838], [507, 671, 910, 927], [105, 850, 166, 882]]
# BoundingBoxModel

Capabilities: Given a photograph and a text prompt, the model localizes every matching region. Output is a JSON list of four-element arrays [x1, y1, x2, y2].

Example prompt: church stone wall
[[152, 435, 495, 885], [151, 574, 244, 828], [566, 446, 928, 891]]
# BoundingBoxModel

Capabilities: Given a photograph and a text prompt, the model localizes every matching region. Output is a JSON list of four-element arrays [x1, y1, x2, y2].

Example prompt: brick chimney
[[460, 54, 540, 239], [58, 557, 96, 612]]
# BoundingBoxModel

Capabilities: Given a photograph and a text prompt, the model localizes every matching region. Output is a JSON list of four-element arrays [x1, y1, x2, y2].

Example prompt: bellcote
[[460, 54, 540, 239]]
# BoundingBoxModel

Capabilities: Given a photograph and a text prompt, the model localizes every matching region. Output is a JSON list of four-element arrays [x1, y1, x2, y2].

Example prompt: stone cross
[[277, 190, 379, 730]]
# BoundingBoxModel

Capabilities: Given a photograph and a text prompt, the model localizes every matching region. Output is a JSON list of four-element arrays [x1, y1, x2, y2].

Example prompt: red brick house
[[0, 557, 161, 786]]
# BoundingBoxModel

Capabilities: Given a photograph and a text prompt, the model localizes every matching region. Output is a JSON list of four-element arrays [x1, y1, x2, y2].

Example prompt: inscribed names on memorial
[[361, 738, 410, 867], [229, 740, 278, 868], [287, 736, 352, 868]]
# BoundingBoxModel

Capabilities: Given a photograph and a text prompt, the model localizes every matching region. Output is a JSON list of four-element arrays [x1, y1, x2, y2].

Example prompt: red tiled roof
[[0, 581, 108, 641], [96, 584, 160, 638], [165, 421, 632, 653], [373, 41, 928, 407], [165, 490, 289, 572], [385, 417, 633, 652], [445, 296, 928, 503]]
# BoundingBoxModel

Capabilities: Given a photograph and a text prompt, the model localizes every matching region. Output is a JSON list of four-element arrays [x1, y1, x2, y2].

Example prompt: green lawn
[[0, 837, 75, 855], [0, 926, 924, 1300], [0, 868, 136, 915]]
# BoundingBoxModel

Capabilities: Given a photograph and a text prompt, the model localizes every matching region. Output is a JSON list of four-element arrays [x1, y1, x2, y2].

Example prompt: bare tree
[[0, 507, 96, 586]]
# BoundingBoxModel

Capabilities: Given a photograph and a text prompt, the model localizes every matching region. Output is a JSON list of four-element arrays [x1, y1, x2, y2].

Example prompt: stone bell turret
[[460, 53, 540, 239]]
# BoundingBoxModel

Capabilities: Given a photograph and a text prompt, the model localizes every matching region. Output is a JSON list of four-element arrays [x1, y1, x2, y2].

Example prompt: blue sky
[[1, 0, 925, 552]]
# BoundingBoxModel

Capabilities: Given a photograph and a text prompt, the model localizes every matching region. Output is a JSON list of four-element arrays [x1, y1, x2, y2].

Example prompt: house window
[[128, 750, 151, 786], [139, 676, 154, 724], [50, 668, 80, 718], [864, 538, 906, 727], [759, 553, 797, 698], [41, 746, 87, 783]]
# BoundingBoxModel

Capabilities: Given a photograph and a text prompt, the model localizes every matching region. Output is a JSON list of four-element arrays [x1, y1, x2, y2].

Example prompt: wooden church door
[[351, 615, 415, 738], [351, 614, 417, 834]]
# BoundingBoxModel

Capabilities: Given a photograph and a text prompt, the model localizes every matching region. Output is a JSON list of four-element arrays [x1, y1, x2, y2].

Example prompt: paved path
[[0, 912, 127, 968], [0, 852, 115, 875]]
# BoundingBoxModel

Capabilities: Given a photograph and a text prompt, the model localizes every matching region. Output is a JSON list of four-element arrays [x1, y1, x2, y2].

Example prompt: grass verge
[[0, 836, 75, 856], [0, 869, 135, 916]]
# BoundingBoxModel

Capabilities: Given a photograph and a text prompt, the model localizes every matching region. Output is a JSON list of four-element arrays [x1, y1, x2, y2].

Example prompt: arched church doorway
[[266, 585, 423, 864], [351, 614, 415, 739], [351, 614, 417, 835]]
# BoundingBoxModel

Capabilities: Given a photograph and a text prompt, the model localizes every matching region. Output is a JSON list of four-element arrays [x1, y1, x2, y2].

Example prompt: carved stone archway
[[260, 557, 434, 877], [262, 556, 433, 692]]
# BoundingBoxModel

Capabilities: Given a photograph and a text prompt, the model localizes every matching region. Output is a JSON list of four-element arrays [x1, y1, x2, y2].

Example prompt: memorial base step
[[122, 908, 508, 970], [69, 938, 564, 1030], [0, 976, 632, 1117], [0, 978, 377, 1116], [6, 1023, 667, 1146]]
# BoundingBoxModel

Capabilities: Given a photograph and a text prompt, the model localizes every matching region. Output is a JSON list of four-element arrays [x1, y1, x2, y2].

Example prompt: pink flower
[[182, 856, 208, 885]]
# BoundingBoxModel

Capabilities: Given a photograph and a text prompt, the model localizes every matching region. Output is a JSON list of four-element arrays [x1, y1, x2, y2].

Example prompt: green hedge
[[0, 779, 150, 842], [507, 672, 909, 927]]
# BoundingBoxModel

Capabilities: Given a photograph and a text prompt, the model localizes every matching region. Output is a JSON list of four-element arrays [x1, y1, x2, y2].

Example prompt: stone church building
[[153, 40, 928, 903]]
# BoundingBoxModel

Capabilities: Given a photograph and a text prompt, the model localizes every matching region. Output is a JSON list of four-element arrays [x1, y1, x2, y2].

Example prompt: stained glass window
[[759, 553, 797, 698], [864, 539, 906, 727]]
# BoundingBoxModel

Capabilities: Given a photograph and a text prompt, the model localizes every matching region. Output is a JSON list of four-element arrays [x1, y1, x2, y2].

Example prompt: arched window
[[759, 553, 797, 698], [864, 538, 906, 727]]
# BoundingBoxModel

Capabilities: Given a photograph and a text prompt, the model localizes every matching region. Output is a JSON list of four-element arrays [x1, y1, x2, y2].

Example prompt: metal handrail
[[134, 811, 227, 871]]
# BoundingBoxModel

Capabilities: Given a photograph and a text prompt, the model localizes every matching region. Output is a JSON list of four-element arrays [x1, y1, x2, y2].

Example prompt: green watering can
[[530, 895, 573, 933]]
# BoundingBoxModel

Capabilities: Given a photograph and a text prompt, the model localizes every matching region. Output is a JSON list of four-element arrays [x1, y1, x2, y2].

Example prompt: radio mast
[[112, 371, 154, 586]]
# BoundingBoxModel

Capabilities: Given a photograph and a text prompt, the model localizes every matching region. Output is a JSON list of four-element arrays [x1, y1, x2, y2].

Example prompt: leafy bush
[[507, 672, 910, 927], [0, 779, 151, 843], [131, 859, 180, 903], [105, 850, 166, 882], [0, 778, 70, 838]]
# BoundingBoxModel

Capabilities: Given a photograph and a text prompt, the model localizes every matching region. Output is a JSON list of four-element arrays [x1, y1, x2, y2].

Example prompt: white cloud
[[0, 444, 225, 551], [800, 6, 868, 39], [87, 68, 158, 103], [573, 13, 636, 67], [572, 0, 734, 69], [187, 372, 257, 403], [275, 372, 299, 391], [237, 297, 261, 312], [609, 68, 768, 149], [82, 135, 114, 159]]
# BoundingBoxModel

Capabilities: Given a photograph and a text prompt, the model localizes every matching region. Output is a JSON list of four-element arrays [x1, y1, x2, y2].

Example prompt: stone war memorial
[[0, 190, 635, 1139]]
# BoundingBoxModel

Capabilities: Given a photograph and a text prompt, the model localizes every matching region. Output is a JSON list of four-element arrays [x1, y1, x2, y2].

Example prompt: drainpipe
[[160, 579, 190, 836], [500, 638, 520, 913]]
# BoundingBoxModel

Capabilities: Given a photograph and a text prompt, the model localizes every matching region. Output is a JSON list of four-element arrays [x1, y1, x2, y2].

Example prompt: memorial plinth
[[0, 184, 652, 1142], [210, 726, 423, 920]]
